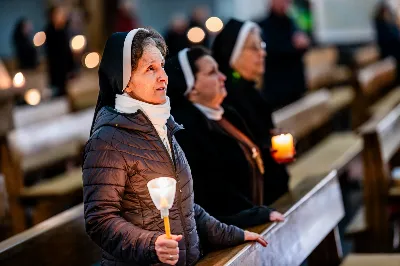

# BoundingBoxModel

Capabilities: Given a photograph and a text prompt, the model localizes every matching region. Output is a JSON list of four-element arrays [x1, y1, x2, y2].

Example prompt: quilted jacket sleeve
[[194, 204, 245, 249], [82, 136, 162, 265]]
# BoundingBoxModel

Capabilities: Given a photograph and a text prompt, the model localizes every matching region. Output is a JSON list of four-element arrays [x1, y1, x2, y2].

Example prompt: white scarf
[[115, 93, 172, 157], [193, 103, 224, 121]]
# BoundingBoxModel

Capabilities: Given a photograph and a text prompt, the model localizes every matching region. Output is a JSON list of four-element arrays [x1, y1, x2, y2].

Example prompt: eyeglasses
[[244, 41, 266, 52]]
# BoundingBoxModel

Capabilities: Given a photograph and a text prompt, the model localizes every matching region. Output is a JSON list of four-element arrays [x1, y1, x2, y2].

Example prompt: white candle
[[271, 133, 294, 160]]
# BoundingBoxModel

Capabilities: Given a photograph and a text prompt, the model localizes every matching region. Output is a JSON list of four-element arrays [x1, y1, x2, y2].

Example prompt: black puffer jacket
[[83, 106, 244, 266]]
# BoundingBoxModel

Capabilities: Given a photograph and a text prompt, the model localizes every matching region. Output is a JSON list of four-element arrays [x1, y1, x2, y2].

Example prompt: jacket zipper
[[140, 114, 190, 262]]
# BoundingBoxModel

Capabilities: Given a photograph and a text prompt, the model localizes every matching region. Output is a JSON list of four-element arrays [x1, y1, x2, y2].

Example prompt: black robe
[[222, 71, 290, 205], [172, 101, 273, 228], [375, 17, 400, 84], [44, 23, 74, 97], [259, 11, 307, 110]]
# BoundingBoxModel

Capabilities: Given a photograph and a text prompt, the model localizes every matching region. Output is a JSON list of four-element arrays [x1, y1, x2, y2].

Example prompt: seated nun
[[165, 46, 284, 228]]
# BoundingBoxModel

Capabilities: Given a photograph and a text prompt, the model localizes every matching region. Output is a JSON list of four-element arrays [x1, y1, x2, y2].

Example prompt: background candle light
[[271, 133, 294, 160], [147, 177, 176, 238]]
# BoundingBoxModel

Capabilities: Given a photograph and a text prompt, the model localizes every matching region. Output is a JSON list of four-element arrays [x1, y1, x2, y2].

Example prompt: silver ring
[[169, 255, 173, 259]]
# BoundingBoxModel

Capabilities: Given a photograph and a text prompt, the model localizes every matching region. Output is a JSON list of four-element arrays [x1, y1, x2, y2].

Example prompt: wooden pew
[[368, 86, 400, 119], [346, 103, 400, 252], [199, 170, 344, 266], [341, 254, 400, 266], [2, 108, 93, 233], [307, 65, 352, 91], [273, 87, 354, 142], [13, 97, 70, 129], [12, 69, 99, 112], [288, 132, 362, 189], [272, 88, 361, 188], [67, 70, 99, 111], [0, 204, 101, 266], [304, 46, 352, 90], [353, 45, 380, 69], [351, 56, 397, 128], [0, 171, 343, 266]]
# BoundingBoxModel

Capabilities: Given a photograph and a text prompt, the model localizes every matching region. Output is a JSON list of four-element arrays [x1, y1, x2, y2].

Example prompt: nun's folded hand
[[244, 230, 268, 247], [155, 234, 182, 265]]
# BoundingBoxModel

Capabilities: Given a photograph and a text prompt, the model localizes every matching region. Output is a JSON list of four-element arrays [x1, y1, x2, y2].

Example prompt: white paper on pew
[[8, 108, 95, 158]]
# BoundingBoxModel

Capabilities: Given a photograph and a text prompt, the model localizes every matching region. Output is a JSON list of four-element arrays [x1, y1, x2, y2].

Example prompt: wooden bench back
[[0, 204, 101, 266], [357, 57, 396, 97], [13, 97, 70, 129], [7, 108, 93, 173], [353, 45, 380, 68], [199, 170, 344, 265], [67, 71, 99, 111], [358, 103, 400, 251], [273, 89, 331, 140], [351, 57, 397, 128]]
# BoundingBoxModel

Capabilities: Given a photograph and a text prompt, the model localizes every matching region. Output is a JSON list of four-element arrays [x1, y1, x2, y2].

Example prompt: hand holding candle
[[147, 177, 177, 239], [271, 132, 296, 164]]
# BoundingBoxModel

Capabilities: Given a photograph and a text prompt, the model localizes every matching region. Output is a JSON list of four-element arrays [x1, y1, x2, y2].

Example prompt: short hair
[[131, 27, 167, 72]]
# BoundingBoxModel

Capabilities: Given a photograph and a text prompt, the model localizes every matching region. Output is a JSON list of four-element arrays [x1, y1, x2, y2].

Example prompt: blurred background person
[[44, 5, 74, 97], [290, 0, 313, 38], [114, 0, 140, 32], [164, 14, 190, 58], [259, 0, 310, 110], [12, 18, 38, 70], [212, 19, 291, 206], [374, 1, 400, 84], [166, 47, 285, 228]]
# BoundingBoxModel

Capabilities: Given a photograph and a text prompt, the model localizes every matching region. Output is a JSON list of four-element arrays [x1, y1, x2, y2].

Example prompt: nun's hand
[[155, 234, 182, 265], [269, 211, 285, 222], [292, 32, 310, 50], [244, 231, 268, 247]]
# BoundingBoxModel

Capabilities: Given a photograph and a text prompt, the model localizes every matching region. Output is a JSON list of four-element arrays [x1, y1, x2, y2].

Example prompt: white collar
[[115, 93, 171, 136], [193, 103, 224, 121]]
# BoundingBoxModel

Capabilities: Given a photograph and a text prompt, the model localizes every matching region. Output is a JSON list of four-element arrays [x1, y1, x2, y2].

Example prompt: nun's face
[[232, 30, 266, 81], [126, 44, 168, 105], [189, 55, 227, 109]]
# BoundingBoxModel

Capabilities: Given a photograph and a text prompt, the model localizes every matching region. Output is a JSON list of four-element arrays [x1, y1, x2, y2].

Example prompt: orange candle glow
[[271, 133, 294, 160]]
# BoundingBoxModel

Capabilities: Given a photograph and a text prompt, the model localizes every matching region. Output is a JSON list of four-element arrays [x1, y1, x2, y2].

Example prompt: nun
[[212, 19, 291, 206], [166, 46, 284, 228], [82, 28, 266, 266]]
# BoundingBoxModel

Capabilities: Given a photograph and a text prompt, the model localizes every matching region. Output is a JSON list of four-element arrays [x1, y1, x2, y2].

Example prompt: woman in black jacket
[[212, 19, 291, 205], [82, 28, 266, 266], [166, 47, 284, 228]]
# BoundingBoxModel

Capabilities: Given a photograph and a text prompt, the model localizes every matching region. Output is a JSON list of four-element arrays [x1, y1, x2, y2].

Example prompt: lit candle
[[271, 133, 295, 160], [147, 177, 176, 239]]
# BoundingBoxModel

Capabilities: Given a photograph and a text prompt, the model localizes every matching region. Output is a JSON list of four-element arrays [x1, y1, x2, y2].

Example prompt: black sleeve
[[194, 204, 245, 249]]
